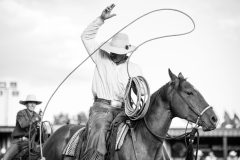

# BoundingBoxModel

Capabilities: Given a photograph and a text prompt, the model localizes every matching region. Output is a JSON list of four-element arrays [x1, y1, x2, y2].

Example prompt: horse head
[[167, 69, 218, 131]]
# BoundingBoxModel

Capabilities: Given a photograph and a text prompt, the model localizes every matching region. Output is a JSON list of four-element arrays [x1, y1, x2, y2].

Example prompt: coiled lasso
[[124, 76, 150, 120]]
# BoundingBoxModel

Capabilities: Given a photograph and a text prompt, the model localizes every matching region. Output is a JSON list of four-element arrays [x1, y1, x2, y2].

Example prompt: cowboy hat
[[100, 33, 136, 55], [229, 151, 237, 157], [19, 94, 42, 105]]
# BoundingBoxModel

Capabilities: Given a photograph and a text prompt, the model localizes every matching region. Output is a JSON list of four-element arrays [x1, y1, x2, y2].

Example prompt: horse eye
[[185, 91, 193, 95]]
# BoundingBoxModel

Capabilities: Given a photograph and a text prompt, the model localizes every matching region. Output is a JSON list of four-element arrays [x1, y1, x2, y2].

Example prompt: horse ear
[[178, 72, 184, 80], [168, 68, 177, 81], [169, 69, 180, 89], [170, 80, 180, 89]]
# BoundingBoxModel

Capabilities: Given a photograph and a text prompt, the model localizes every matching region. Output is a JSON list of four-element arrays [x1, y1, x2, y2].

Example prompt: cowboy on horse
[[42, 4, 218, 160], [81, 4, 144, 160], [3, 95, 43, 160]]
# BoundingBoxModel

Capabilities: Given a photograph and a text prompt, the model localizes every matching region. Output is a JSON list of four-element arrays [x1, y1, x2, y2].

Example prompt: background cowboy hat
[[19, 94, 42, 105]]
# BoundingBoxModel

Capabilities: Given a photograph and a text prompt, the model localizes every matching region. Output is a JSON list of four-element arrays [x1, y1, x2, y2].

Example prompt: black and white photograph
[[0, 0, 239, 160]]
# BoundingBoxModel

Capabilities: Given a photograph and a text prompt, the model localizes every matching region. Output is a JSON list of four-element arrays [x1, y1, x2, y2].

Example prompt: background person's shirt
[[12, 109, 40, 138], [81, 18, 142, 102]]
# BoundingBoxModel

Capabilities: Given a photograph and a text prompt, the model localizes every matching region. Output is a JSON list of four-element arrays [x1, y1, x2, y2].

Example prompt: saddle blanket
[[63, 127, 85, 156], [115, 123, 129, 150], [63, 122, 129, 157]]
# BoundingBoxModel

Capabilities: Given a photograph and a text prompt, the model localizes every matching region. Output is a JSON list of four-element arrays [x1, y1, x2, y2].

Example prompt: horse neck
[[145, 83, 173, 138]]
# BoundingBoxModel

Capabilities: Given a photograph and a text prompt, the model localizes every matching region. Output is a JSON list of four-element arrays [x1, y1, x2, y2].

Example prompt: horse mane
[[150, 76, 188, 105], [150, 82, 170, 106]]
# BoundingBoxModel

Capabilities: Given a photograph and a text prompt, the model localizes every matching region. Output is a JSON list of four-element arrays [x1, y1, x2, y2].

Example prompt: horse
[[42, 69, 218, 160]]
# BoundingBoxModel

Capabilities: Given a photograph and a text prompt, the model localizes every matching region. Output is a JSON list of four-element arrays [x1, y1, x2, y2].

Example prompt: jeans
[[3, 141, 19, 160], [85, 102, 123, 157], [3, 139, 29, 160]]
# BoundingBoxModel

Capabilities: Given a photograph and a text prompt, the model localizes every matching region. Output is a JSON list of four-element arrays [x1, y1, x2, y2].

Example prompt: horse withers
[[42, 69, 218, 160]]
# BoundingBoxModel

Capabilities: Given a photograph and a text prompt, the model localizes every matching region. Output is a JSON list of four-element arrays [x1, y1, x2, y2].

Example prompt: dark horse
[[42, 69, 218, 160]]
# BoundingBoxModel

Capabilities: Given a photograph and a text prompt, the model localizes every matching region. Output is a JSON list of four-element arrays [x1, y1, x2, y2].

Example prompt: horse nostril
[[211, 116, 218, 124]]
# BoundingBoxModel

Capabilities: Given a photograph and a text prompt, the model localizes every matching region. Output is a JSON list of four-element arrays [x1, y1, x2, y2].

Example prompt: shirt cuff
[[96, 17, 104, 25]]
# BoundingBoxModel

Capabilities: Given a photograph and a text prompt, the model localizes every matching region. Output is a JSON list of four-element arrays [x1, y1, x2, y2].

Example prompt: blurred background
[[1, 0, 240, 159]]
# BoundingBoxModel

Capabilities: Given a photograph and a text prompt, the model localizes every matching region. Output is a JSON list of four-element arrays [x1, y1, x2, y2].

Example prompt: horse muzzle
[[199, 111, 218, 131]]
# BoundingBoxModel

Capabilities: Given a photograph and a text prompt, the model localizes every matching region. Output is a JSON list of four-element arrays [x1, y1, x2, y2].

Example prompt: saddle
[[13, 141, 40, 160], [63, 112, 130, 160], [106, 112, 129, 160]]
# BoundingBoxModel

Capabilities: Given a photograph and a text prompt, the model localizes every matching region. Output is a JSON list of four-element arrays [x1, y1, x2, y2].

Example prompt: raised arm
[[81, 4, 116, 63]]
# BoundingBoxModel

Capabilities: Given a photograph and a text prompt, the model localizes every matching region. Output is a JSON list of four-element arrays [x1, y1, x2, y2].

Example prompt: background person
[[205, 151, 217, 160], [3, 95, 42, 160], [228, 150, 238, 160]]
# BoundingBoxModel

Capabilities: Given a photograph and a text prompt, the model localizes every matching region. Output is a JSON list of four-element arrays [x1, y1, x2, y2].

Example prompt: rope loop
[[124, 76, 150, 120], [42, 8, 195, 119]]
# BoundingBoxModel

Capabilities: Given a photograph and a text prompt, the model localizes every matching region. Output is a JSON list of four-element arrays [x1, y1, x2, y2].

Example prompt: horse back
[[43, 124, 83, 160]]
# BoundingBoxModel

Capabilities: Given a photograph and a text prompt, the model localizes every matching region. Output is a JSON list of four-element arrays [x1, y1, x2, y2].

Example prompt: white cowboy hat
[[229, 151, 237, 157], [100, 33, 136, 55], [19, 94, 42, 105]]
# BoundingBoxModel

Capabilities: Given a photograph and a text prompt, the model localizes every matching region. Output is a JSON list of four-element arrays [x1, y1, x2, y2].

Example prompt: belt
[[94, 98, 124, 108]]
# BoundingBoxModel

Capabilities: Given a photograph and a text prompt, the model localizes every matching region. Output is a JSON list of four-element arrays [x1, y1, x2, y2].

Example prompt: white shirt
[[81, 18, 142, 102]]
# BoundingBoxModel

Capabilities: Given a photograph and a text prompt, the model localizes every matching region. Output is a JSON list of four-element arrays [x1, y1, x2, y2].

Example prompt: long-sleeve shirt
[[81, 17, 142, 102], [12, 109, 40, 138]]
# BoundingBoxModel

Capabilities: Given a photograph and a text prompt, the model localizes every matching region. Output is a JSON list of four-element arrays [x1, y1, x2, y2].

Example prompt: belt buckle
[[22, 137, 28, 141], [111, 100, 123, 108]]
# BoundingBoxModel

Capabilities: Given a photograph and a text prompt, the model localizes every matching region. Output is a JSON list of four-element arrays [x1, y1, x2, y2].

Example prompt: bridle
[[195, 105, 212, 127], [143, 84, 212, 160], [143, 82, 212, 141], [174, 86, 213, 128], [130, 81, 212, 160]]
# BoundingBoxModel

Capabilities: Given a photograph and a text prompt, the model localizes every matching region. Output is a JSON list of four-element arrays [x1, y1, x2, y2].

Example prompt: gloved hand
[[33, 115, 41, 122], [100, 4, 116, 21]]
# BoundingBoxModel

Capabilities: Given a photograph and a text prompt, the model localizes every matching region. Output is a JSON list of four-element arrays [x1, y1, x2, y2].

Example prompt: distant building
[[0, 81, 20, 126], [167, 128, 240, 160], [0, 126, 13, 154]]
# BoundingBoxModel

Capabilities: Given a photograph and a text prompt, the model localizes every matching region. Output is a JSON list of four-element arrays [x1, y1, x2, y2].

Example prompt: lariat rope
[[42, 8, 195, 118], [39, 8, 196, 160], [125, 8, 195, 78], [124, 76, 150, 120], [123, 9, 195, 121]]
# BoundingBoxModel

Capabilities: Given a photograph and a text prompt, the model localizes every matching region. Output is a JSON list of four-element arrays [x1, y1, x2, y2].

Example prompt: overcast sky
[[1, 0, 240, 127]]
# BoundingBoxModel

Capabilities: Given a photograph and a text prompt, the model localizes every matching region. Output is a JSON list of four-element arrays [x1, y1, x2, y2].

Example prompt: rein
[[27, 120, 52, 160]]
